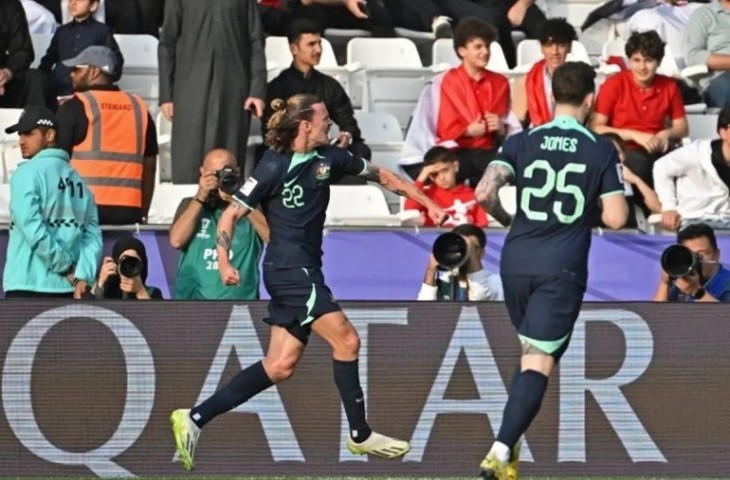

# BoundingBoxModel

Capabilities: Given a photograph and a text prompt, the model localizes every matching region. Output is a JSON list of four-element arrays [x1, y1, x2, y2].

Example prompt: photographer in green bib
[[170, 149, 270, 300]]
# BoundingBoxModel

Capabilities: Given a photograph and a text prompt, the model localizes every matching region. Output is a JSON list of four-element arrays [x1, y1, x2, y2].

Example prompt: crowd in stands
[[2, 0, 730, 302]]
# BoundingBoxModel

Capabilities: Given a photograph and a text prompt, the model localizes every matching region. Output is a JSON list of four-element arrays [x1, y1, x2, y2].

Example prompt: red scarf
[[525, 60, 552, 127]]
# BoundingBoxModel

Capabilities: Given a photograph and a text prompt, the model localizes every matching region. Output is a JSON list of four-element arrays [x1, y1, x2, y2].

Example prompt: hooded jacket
[[4, 147, 102, 293]]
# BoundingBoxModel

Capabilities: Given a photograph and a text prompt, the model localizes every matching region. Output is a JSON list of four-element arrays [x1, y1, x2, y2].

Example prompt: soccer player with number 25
[[474, 62, 629, 479]]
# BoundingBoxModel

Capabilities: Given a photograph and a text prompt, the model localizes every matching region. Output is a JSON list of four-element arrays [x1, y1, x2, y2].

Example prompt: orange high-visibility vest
[[70, 90, 148, 209]]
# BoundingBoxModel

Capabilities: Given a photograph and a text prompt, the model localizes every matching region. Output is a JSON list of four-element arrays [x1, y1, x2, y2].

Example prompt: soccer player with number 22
[[169, 94, 449, 471], [474, 62, 629, 480]]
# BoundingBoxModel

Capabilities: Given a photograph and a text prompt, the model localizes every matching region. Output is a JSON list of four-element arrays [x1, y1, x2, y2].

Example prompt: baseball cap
[[5, 106, 58, 134], [62, 45, 119, 76]]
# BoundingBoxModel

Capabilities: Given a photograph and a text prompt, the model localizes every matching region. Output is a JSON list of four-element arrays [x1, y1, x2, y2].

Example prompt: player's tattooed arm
[[475, 162, 514, 227], [359, 162, 449, 224], [216, 231, 231, 250], [360, 163, 422, 200], [215, 202, 248, 262]]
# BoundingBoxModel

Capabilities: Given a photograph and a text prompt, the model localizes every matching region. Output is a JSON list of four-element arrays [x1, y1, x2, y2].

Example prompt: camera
[[215, 167, 240, 195], [660, 244, 701, 278], [432, 232, 470, 271], [118, 255, 142, 278]]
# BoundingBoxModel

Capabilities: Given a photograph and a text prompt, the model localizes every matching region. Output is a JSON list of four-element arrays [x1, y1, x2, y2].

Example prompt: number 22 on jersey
[[520, 159, 586, 224]]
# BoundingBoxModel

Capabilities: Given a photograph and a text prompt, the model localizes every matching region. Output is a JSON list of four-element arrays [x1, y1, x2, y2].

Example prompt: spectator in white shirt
[[653, 106, 730, 231]]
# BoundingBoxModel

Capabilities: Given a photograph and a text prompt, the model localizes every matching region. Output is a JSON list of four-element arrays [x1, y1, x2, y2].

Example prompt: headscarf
[[103, 236, 149, 298]]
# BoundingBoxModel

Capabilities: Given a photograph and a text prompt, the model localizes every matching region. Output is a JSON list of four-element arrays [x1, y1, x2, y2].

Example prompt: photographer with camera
[[92, 236, 162, 299], [418, 224, 503, 301], [170, 149, 269, 300], [654, 222, 730, 302]]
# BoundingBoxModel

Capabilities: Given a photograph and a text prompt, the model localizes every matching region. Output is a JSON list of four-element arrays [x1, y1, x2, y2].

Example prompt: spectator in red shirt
[[512, 18, 577, 128], [436, 17, 513, 188], [590, 30, 688, 212], [404, 146, 489, 227]]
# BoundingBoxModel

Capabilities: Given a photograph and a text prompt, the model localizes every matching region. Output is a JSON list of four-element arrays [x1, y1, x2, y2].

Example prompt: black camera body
[[118, 255, 143, 278], [216, 167, 240, 195], [660, 244, 701, 278]]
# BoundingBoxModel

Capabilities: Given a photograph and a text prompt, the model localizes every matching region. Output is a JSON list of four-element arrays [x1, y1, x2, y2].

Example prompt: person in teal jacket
[[3, 106, 102, 298]]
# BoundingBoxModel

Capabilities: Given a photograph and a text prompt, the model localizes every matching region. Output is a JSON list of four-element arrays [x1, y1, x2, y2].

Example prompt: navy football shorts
[[263, 266, 341, 344], [501, 274, 586, 361]]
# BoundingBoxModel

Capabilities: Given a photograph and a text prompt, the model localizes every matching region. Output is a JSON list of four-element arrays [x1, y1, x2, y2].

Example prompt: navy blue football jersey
[[497, 115, 624, 282], [233, 146, 367, 269]]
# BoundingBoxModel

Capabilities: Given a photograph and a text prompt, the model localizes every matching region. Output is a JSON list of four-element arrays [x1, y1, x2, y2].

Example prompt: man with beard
[[169, 148, 269, 300]]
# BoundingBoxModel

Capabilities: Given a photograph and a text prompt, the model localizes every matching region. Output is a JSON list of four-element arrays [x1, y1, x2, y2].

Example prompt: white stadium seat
[[30, 34, 53, 68], [115, 34, 160, 115], [147, 183, 198, 224], [354, 111, 404, 212], [0, 109, 24, 184], [326, 184, 408, 226], [687, 113, 719, 140], [347, 38, 436, 131], [347, 37, 422, 67]]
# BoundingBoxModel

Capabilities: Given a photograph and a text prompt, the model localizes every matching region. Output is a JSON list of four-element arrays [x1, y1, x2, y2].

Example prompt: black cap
[[5, 106, 58, 134]]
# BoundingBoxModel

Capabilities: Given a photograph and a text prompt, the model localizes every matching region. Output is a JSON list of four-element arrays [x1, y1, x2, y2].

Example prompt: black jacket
[[0, 0, 34, 75], [264, 65, 363, 141]]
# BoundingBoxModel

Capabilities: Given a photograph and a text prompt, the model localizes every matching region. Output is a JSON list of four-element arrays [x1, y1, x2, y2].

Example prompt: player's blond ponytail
[[265, 94, 321, 154]]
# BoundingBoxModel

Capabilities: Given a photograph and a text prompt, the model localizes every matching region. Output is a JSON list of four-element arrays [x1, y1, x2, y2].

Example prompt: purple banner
[[0, 228, 710, 301]]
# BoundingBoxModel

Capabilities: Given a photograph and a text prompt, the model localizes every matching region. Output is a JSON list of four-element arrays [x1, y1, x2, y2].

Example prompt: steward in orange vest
[[57, 46, 158, 225]]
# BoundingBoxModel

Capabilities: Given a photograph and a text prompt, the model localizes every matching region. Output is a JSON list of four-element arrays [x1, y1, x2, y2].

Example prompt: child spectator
[[404, 146, 488, 227], [603, 132, 662, 217], [590, 30, 687, 213], [436, 17, 515, 188], [39, 0, 123, 100]]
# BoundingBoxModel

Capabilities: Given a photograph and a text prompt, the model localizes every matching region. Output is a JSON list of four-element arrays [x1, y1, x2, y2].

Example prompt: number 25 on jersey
[[520, 160, 585, 224]]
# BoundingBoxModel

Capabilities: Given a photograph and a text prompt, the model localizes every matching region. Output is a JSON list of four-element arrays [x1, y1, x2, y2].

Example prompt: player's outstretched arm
[[359, 163, 448, 225], [216, 202, 250, 285], [475, 162, 514, 227], [600, 194, 629, 230]]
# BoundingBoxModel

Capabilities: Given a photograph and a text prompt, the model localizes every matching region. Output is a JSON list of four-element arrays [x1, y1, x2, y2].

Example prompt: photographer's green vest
[[174, 206, 262, 300]]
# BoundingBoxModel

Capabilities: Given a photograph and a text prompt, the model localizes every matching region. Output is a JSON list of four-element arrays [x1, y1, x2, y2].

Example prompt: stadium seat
[[347, 37, 422, 67], [347, 38, 437, 130], [30, 34, 53, 68], [0, 109, 23, 184], [156, 111, 172, 182], [115, 34, 160, 115], [147, 183, 198, 224], [326, 184, 409, 226], [0, 183, 10, 223], [687, 113, 719, 140], [354, 111, 404, 211]]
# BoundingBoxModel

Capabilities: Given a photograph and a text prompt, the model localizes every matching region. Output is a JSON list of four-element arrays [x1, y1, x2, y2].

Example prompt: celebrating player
[[169, 93, 448, 471], [474, 62, 629, 479]]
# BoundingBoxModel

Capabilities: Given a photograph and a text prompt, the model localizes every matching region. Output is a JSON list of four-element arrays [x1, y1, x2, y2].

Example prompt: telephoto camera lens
[[216, 167, 240, 195], [660, 244, 700, 278], [118, 255, 143, 278], [432, 232, 470, 270]]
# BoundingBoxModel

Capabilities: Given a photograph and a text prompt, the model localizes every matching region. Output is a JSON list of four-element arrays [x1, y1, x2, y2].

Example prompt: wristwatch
[[692, 287, 706, 300]]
